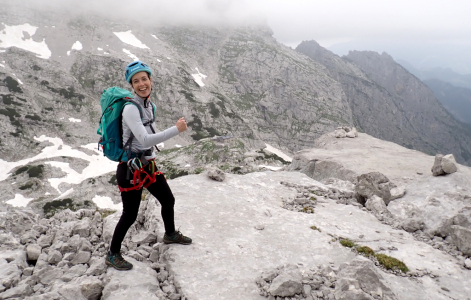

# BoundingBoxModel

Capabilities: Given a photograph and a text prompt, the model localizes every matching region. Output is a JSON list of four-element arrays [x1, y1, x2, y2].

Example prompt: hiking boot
[[105, 251, 133, 270], [163, 231, 192, 245]]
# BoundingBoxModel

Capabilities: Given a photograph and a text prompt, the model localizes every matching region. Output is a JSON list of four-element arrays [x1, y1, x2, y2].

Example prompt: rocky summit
[[1, 131, 471, 300]]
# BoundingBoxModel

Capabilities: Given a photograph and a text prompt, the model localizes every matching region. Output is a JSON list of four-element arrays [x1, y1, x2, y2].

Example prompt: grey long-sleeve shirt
[[121, 95, 179, 160]]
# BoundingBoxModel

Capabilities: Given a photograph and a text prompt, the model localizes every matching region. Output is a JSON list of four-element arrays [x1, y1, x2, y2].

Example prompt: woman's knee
[[120, 209, 139, 226]]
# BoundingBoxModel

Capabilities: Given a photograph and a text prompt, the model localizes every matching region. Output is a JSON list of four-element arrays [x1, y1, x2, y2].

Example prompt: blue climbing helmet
[[125, 61, 152, 83]]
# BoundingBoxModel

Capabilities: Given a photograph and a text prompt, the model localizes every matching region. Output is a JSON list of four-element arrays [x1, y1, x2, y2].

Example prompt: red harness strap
[[118, 160, 166, 192]]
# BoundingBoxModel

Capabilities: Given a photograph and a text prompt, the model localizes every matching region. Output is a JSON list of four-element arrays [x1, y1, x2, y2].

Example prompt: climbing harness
[[118, 158, 165, 192]]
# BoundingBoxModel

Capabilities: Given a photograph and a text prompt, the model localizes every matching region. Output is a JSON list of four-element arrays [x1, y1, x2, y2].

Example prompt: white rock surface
[[101, 258, 161, 300], [163, 171, 471, 300]]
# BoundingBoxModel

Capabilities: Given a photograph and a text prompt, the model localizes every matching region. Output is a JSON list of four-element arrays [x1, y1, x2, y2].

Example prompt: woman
[[106, 61, 191, 271]]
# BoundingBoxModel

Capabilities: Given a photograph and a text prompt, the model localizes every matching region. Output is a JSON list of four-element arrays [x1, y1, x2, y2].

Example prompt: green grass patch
[[340, 239, 356, 248], [357, 246, 375, 257], [339, 240, 409, 273], [98, 209, 117, 219], [27, 165, 44, 178], [194, 167, 205, 174], [108, 175, 117, 185], [302, 207, 314, 213], [14, 166, 28, 175], [4, 76, 23, 93], [43, 198, 74, 217], [310, 225, 321, 232], [375, 253, 409, 273]]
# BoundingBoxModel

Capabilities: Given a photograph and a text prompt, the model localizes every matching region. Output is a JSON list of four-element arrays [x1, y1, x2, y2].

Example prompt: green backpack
[[97, 87, 156, 162]]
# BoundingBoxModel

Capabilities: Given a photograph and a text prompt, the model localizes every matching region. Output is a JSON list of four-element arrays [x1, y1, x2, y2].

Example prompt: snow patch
[[167, 57, 171, 60], [92, 195, 121, 211], [191, 67, 207, 87], [97, 47, 103, 51], [67, 51, 71, 56], [157, 143, 164, 149], [53, 188, 74, 200], [151, 34, 158, 40], [185, 164, 191, 168], [0, 23, 52, 59], [113, 31, 149, 49], [71, 41, 83, 51], [175, 144, 182, 148], [157, 59, 161, 62], [123, 49, 139, 61], [264, 144, 292, 162], [258, 165, 283, 171], [0, 136, 117, 190], [6, 194, 34, 207], [68, 118, 81, 123], [0, 64, 4, 68], [104, 52, 110, 55]]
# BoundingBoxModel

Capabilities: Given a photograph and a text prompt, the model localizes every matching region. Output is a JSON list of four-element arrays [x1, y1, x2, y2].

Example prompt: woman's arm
[[122, 105, 179, 148]]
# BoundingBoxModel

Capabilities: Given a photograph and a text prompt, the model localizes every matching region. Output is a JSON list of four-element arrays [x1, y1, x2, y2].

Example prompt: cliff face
[[0, 4, 353, 164], [424, 78, 471, 125], [296, 41, 471, 165]]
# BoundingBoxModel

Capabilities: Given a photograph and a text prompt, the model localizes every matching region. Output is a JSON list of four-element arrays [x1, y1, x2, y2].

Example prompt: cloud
[[17, 0, 261, 27], [7, 0, 471, 49]]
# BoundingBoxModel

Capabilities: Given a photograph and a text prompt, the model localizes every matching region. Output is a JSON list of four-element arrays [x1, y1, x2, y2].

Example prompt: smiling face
[[130, 71, 152, 98]]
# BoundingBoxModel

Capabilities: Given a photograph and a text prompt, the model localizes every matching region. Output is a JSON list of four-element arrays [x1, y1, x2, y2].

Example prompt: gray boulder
[[267, 267, 303, 297], [431, 154, 458, 176], [102, 213, 120, 244], [72, 218, 91, 237], [453, 207, 471, 229], [0, 258, 21, 289], [450, 225, 471, 255], [355, 172, 396, 205], [71, 251, 91, 265], [207, 167, 226, 182], [334, 129, 347, 138], [465, 258, 471, 270], [37, 235, 53, 248], [36, 266, 64, 285], [442, 154, 458, 174], [131, 231, 157, 245], [365, 195, 394, 223], [401, 218, 424, 232], [0, 283, 33, 299], [80, 277, 104, 300], [334, 257, 396, 300], [86, 258, 108, 276], [26, 244, 42, 261], [390, 186, 406, 200], [47, 250, 63, 265]]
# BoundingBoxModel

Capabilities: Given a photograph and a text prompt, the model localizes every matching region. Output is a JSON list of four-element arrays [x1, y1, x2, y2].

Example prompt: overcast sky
[[257, 0, 471, 48], [11, 0, 471, 72], [19, 0, 470, 48]]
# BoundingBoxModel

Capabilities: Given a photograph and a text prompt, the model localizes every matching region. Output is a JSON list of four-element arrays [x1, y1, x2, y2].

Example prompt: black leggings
[[109, 162, 175, 253]]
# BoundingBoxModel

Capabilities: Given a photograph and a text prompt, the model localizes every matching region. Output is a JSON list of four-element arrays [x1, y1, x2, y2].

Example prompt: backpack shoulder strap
[[123, 99, 145, 120], [151, 102, 156, 123]]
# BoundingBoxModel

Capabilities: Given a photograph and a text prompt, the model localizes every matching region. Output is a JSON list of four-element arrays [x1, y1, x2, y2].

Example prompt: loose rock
[[207, 167, 226, 182]]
